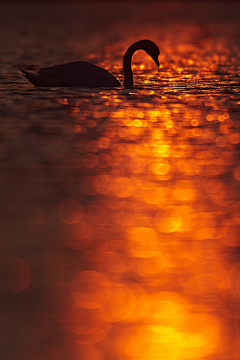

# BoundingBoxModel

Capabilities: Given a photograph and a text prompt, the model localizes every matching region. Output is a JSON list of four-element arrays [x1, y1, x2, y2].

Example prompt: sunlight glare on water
[[0, 1, 239, 360]]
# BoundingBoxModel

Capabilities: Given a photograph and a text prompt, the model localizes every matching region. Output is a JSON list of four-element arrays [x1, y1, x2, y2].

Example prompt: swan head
[[138, 39, 160, 68]]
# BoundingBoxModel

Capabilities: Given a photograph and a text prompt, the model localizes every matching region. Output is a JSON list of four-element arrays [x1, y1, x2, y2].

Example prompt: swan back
[[37, 61, 120, 87]]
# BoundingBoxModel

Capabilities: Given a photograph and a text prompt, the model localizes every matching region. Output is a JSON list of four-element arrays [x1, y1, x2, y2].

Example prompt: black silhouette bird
[[19, 40, 159, 87]]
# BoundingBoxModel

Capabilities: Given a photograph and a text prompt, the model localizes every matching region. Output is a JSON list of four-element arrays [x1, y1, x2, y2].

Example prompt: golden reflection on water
[[1, 88, 239, 359], [52, 78, 240, 360]]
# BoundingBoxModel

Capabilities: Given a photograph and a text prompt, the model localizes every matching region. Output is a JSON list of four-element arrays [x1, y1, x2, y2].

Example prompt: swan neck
[[123, 42, 140, 86]]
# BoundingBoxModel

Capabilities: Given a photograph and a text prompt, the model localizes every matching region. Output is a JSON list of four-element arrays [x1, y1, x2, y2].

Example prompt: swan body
[[19, 40, 160, 88]]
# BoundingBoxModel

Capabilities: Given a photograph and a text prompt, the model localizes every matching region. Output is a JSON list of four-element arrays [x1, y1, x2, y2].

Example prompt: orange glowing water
[[0, 1, 239, 360]]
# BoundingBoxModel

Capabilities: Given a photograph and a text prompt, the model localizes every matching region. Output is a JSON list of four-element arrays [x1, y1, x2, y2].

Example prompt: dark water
[[0, 1, 240, 360]]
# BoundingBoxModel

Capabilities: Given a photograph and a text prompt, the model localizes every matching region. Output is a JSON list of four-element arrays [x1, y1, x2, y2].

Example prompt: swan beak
[[155, 58, 160, 67]]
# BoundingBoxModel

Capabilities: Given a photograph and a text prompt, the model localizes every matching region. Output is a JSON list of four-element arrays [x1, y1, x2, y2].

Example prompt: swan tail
[[19, 67, 27, 75], [19, 67, 63, 87]]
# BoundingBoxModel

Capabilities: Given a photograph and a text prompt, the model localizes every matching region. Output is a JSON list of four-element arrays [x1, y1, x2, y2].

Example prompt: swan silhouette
[[19, 40, 159, 87]]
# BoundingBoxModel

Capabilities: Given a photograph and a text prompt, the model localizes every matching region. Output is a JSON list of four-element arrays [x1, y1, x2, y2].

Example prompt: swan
[[19, 40, 159, 87]]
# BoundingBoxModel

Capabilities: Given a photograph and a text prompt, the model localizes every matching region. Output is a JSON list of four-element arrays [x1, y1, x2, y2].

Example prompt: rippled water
[[0, 1, 240, 360]]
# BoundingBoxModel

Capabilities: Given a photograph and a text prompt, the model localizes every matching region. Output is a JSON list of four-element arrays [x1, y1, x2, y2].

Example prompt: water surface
[[0, 1, 240, 360]]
